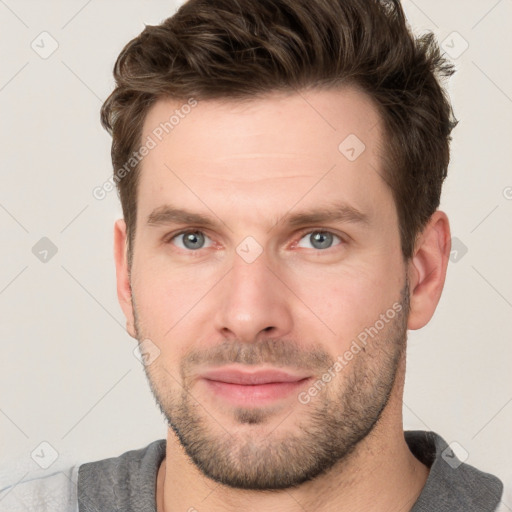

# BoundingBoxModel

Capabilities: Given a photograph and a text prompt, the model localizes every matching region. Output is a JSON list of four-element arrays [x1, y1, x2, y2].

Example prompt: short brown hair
[[101, 0, 457, 265]]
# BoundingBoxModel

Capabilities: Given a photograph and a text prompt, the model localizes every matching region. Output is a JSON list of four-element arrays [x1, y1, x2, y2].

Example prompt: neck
[[156, 356, 429, 512]]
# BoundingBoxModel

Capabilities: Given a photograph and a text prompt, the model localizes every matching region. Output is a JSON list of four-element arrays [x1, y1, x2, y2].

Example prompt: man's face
[[125, 87, 409, 489]]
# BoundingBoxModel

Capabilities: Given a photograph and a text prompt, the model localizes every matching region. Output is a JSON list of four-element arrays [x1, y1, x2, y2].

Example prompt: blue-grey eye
[[173, 231, 212, 250], [297, 231, 341, 250]]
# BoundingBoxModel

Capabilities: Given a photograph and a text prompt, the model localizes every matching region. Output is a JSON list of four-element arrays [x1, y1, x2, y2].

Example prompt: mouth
[[199, 366, 312, 406]]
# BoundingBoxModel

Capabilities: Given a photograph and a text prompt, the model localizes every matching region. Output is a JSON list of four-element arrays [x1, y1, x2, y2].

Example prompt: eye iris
[[310, 231, 333, 249], [183, 231, 204, 250]]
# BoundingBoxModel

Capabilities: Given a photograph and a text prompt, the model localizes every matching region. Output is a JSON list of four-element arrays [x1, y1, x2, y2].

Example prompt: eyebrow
[[147, 206, 220, 229], [146, 202, 369, 229], [285, 203, 369, 228]]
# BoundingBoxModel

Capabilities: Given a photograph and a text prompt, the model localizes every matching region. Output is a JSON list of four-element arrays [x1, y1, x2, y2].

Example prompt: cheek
[[130, 256, 220, 340], [287, 256, 403, 343]]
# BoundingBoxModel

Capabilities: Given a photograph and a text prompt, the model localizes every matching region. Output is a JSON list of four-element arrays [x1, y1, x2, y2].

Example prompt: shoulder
[[495, 478, 512, 512], [78, 439, 166, 510], [406, 430, 505, 512], [78, 438, 166, 483], [0, 466, 79, 512], [0, 440, 166, 512]]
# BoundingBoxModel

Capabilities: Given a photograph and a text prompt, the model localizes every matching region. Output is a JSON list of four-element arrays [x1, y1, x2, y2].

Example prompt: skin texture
[[114, 87, 451, 511]]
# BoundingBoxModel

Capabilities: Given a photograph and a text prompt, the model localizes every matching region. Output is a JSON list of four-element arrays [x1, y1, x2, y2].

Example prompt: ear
[[407, 210, 451, 330], [114, 218, 137, 339]]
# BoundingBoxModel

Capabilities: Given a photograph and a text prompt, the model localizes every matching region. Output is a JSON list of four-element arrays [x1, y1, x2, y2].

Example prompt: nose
[[213, 250, 294, 343]]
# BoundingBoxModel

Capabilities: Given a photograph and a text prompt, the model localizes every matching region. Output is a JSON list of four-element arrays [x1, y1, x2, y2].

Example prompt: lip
[[200, 367, 310, 385], [199, 367, 312, 406]]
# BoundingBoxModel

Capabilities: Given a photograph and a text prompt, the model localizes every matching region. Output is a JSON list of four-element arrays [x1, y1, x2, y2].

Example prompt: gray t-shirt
[[0, 430, 507, 511]]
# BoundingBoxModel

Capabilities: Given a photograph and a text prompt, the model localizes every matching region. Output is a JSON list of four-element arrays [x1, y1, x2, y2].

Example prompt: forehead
[[141, 86, 382, 162], [136, 87, 389, 226]]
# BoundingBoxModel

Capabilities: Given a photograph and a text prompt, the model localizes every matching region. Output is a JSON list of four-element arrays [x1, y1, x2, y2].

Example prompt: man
[[1, 0, 507, 510]]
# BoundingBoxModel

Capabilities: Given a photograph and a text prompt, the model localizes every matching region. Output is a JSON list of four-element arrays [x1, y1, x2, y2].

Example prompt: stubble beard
[[133, 281, 409, 490]]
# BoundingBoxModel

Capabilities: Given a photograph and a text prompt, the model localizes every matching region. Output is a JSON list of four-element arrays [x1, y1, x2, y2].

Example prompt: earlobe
[[407, 211, 451, 330], [114, 219, 137, 339]]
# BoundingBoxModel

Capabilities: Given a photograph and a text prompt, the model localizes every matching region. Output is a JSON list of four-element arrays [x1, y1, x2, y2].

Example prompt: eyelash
[[164, 228, 346, 252]]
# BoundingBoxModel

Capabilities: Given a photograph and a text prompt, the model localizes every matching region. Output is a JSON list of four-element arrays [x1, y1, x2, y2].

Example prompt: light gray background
[[1, 0, 511, 496]]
